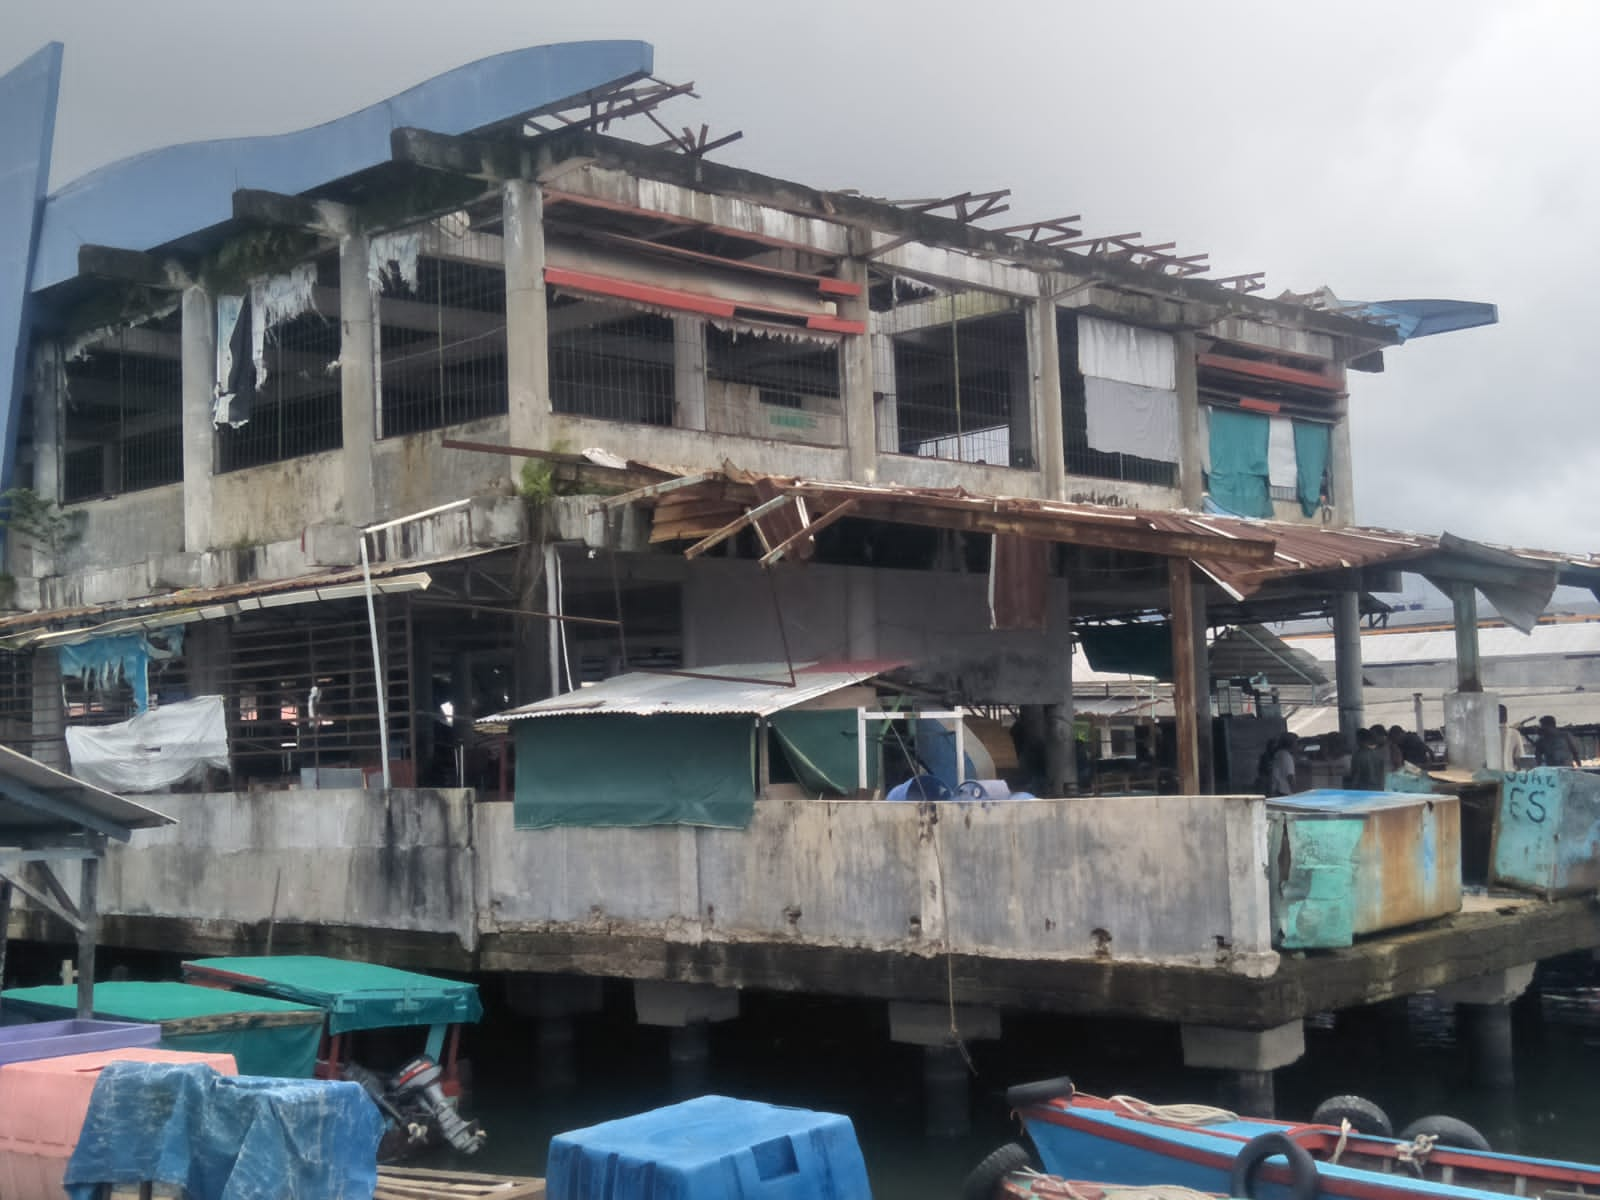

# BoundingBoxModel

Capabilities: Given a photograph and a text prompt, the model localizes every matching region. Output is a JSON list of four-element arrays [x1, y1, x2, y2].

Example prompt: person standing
[[1499, 705, 1529, 770], [1269, 732, 1300, 797], [1534, 715, 1581, 767], [1348, 726, 1386, 790]]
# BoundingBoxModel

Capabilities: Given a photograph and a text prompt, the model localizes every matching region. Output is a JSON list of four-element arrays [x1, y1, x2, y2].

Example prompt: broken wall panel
[[375, 206, 509, 438], [217, 251, 343, 471], [61, 311, 184, 501]]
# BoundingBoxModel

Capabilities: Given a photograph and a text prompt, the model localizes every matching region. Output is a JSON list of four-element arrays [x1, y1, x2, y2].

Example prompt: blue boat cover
[[63, 1060, 382, 1200]]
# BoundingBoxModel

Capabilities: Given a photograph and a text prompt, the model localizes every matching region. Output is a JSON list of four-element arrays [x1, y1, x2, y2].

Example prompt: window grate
[[61, 314, 184, 501]]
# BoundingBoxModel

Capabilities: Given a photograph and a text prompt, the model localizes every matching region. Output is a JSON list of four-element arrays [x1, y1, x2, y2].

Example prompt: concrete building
[[0, 38, 1587, 1124]]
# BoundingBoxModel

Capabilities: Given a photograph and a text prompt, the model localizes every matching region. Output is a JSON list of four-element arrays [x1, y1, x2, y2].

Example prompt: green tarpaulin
[[1, 982, 323, 1077], [1293, 420, 1331, 517], [1206, 407, 1272, 518], [1079, 621, 1174, 680], [182, 955, 482, 1035], [771, 710, 879, 795], [513, 713, 755, 830]]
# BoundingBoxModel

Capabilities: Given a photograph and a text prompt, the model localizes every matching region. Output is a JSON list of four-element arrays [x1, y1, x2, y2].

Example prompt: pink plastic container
[[0, 1047, 237, 1200]]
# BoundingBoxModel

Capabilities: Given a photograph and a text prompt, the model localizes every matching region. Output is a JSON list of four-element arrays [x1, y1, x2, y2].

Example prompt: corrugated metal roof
[[1287, 621, 1600, 665], [0, 743, 171, 843], [480, 660, 897, 723]]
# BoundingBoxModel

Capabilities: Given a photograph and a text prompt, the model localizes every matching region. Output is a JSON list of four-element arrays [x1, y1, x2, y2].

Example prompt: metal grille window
[[878, 294, 1031, 467], [548, 297, 678, 425], [705, 326, 842, 445], [218, 254, 343, 471], [1059, 310, 1179, 488], [61, 313, 184, 501], [377, 210, 508, 437], [0, 651, 44, 760]]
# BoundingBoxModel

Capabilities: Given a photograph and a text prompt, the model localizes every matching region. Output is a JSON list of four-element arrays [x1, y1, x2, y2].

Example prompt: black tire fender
[[961, 1142, 1037, 1200], [1230, 1131, 1319, 1200], [1004, 1076, 1075, 1110], [1398, 1115, 1491, 1152], [1311, 1094, 1393, 1138]]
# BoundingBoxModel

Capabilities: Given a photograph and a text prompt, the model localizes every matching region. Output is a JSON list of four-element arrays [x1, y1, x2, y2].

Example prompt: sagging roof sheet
[[480, 660, 898, 723], [0, 742, 172, 842]]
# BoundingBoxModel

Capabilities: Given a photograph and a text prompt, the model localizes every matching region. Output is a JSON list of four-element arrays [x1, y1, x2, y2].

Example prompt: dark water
[[449, 954, 1600, 1196]]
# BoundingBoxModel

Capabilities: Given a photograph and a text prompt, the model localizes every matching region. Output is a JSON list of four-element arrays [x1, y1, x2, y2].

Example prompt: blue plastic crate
[[547, 1095, 872, 1200]]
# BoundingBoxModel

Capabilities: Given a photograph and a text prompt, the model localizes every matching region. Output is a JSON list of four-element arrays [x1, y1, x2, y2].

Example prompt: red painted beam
[[544, 267, 737, 318], [1198, 351, 1343, 392], [1238, 396, 1281, 414]]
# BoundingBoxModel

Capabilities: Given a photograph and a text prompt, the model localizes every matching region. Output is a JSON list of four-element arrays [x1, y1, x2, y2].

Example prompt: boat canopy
[[181, 956, 483, 1035], [2, 981, 323, 1077]]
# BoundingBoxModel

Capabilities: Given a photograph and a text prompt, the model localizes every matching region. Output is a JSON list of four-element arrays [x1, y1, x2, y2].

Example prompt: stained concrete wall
[[476, 794, 1276, 973], [98, 788, 476, 949], [209, 450, 345, 548], [682, 558, 1071, 704], [372, 414, 519, 521], [58, 484, 185, 576]]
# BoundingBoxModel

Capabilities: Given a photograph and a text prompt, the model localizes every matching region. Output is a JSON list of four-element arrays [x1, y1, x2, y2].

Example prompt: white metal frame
[[856, 707, 967, 793]]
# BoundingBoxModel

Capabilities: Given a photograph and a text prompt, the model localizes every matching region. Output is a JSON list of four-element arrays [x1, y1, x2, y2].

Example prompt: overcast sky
[[5, 1, 1595, 552]]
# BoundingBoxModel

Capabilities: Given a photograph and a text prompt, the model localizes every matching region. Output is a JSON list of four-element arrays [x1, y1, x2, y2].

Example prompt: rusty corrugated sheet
[[989, 534, 1050, 631]]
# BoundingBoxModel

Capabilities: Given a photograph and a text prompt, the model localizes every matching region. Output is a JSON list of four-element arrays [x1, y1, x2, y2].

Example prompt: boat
[[180, 955, 485, 1159], [988, 1077, 1600, 1200]]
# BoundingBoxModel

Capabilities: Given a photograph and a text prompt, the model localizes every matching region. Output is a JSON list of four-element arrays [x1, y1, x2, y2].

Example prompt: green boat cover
[[181, 955, 483, 1035], [1, 982, 323, 1078]]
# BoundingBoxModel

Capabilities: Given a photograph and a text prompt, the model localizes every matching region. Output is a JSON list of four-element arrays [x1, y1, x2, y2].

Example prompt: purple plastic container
[[0, 1019, 160, 1066]]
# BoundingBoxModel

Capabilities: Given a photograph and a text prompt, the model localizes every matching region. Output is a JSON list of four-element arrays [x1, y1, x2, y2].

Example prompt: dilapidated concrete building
[[5, 38, 1589, 1123]]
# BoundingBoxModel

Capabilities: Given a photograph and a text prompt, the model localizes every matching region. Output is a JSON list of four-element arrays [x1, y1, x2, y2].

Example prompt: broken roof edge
[[0, 741, 173, 841]]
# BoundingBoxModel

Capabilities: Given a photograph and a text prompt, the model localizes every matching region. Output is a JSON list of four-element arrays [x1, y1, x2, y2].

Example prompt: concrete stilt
[[922, 1043, 971, 1138], [633, 981, 739, 1098], [668, 1022, 711, 1098], [1223, 1068, 1276, 1119], [1461, 1002, 1516, 1090], [537, 1014, 578, 1091], [504, 973, 603, 1093], [1180, 1019, 1304, 1119]]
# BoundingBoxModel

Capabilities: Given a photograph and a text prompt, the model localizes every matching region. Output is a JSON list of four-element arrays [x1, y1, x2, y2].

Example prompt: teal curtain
[[1206, 407, 1272, 518], [515, 714, 755, 829], [162, 1026, 321, 1079], [1078, 622, 1174, 680], [771, 710, 879, 795], [1292, 420, 1331, 517]]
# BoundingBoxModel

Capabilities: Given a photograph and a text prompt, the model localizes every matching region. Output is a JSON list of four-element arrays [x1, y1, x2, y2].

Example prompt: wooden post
[[76, 855, 100, 1020], [1169, 557, 1201, 795]]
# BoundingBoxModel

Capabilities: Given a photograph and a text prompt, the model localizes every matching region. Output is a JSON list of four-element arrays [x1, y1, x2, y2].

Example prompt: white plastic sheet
[[1268, 416, 1297, 488], [1084, 376, 1180, 462], [1077, 315, 1176, 390], [66, 695, 229, 794]]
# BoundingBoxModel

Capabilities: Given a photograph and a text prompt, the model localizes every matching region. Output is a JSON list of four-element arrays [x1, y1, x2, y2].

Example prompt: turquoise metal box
[[1492, 767, 1600, 897], [1267, 790, 1462, 950]]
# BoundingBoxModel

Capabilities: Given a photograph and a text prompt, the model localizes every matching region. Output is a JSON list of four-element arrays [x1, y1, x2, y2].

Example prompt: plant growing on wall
[[0, 487, 84, 561]]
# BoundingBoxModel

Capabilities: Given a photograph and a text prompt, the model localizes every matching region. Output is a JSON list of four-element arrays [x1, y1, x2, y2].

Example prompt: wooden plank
[[1168, 557, 1200, 795], [683, 494, 794, 559], [597, 470, 717, 509], [759, 498, 859, 566], [375, 1166, 545, 1199]]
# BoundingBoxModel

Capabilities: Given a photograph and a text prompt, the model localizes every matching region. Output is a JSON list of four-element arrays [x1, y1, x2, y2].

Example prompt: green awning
[[771, 710, 880, 795], [181, 955, 483, 1035], [2, 981, 323, 1077]]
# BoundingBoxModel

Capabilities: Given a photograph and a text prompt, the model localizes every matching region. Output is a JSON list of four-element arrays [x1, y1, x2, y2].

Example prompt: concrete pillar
[[1175, 331, 1203, 509], [1437, 964, 1533, 1089], [673, 316, 707, 431], [506, 973, 604, 1093], [338, 233, 376, 528], [1328, 413, 1356, 527], [1450, 583, 1481, 692], [889, 1001, 1000, 1138], [872, 323, 899, 458], [1180, 1019, 1305, 1118], [839, 243, 877, 481], [180, 286, 217, 553], [504, 179, 551, 455], [1192, 580, 1214, 793], [1032, 297, 1065, 498], [668, 1022, 711, 1098], [29, 345, 60, 505], [1445, 690, 1499, 772], [845, 567, 878, 660], [1333, 588, 1365, 748], [634, 981, 739, 1098]]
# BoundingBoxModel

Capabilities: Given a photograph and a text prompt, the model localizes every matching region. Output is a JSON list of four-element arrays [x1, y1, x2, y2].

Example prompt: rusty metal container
[[1267, 790, 1461, 949], [1491, 767, 1600, 897]]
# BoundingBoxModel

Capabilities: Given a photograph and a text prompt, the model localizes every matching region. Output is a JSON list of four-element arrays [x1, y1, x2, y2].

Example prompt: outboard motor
[[391, 1056, 484, 1154]]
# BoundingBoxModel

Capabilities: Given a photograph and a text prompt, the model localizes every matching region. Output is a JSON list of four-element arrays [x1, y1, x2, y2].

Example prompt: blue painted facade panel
[[0, 43, 62, 494], [30, 39, 653, 291]]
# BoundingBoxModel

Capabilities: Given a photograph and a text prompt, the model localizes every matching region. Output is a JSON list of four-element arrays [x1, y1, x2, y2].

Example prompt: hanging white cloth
[[66, 695, 230, 794], [1267, 416, 1297, 488], [1084, 377, 1180, 462], [1077, 315, 1177, 390]]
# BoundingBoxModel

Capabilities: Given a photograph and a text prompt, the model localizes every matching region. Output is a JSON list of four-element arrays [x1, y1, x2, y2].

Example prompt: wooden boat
[[1000, 1079, 1600, 1200]]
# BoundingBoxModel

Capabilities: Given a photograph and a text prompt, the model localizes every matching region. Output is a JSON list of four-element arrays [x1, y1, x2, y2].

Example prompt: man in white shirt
[[1269, 732, 1299, 796], [1499, 705, 1528, 770]]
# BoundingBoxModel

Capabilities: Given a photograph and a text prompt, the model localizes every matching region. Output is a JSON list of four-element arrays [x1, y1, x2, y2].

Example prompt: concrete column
[[1437, 964, 1532, 1089], [1032, 297, 1065, 498], [1180, 1019, 1305, 1118], [29, 345, 60, 505], [889, 1001, 1000, 1138], [1329, 414, 1356, 527], [845, 567, 878, 660], [180, 285, 218, 552], [635, 981, 739, 1098], [872, 323, 899, 458], [1175, 331, 1203, 509], [1192, 580, 1214, 793], [673, 316, 707, 431], [1450, 582, 1482, 692], [1333, 588, 1365, 747], [504, 179, 551, 455], [506, 973, 603, 1092], [339, 233, 376, 527], [839, 244, 877, 481]]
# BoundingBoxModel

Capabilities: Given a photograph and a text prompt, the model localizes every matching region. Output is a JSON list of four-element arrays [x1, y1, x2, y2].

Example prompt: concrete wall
[[548, 413, 851, 480], [682, 558, 1071, 704], [59, 484, 185, 575], [99, 788, 477, 950], [875, 455, 1045, 498], [372, 414, 518, 521], [477, 794, 1276, 973], [209, 450, 345, 548]]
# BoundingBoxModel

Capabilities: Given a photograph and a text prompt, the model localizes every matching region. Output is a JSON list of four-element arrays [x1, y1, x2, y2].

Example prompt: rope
[[1330, 1118, 1351, 1165], [1109, 1095, 1239, 1126], [1397, 1132, 1438, 1175]]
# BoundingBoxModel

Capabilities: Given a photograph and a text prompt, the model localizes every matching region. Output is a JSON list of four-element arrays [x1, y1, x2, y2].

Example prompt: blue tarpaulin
[[1205, 407, 1272, 518], [63, 1061, 382, 1200], [57, 627, 184, 714], [1292, 420, 1331, 517]]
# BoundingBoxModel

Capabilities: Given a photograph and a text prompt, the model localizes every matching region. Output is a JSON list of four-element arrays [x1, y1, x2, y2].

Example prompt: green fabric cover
[[1206, 407, 1272, 518], [771, 710, 879, 795], [182, 955, 482, 1035], [514, 713, 755, 829], [1078, 622, 1174, 681], [1292, 420, 1332, 517], [1, 982, 323, 1077]]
